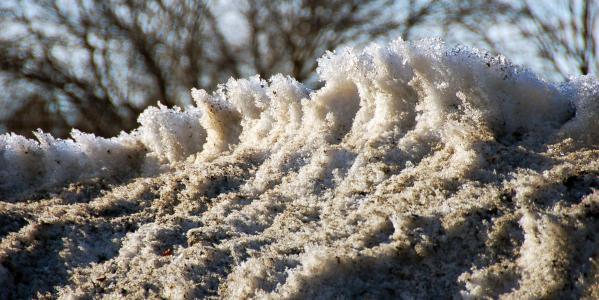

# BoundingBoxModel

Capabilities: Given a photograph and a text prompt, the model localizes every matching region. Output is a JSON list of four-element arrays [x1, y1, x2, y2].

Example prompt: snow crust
[[0, 38, 597, 299]]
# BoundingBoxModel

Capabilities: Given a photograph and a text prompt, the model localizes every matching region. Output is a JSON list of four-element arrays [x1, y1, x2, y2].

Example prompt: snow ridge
[[1, 38, 595, 197], [0, 38, 598, 299]]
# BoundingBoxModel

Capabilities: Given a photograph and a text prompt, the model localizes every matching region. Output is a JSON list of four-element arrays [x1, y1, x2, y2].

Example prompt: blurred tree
[[520, 0, 598, 77], [0, 0, 513, 137], [464, 0, 598, 80]]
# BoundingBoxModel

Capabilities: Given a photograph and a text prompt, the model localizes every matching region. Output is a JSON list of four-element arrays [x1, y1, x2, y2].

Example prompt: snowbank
[[0, 39, 597, 299]]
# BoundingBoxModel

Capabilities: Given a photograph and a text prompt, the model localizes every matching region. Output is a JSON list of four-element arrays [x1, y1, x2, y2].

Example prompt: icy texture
[[0, 130, 144, 196], [0, 39, 597, 299], [138, 103, 205, 163]]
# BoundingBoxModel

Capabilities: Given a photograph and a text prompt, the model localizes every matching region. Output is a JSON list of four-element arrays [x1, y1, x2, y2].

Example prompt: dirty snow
[[0, 38, 598, 299]]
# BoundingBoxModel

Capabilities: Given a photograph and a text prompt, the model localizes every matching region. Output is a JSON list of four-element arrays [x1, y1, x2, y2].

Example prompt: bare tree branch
[[0, 0, 517, 138]]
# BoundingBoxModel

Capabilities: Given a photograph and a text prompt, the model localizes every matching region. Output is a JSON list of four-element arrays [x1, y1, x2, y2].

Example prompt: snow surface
[[0, 38, 598, 299]]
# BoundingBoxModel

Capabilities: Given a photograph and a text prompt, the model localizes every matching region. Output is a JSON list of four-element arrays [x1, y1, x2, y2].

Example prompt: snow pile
[[0, 38, 597, 299], [0, 104, 204, 197], [0, 130, 144, 197], [137, 103, 205, 163]]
